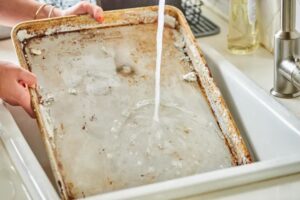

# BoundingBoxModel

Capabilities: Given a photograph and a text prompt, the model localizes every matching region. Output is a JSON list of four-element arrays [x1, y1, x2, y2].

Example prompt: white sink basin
[[0, 104, 58, 200], [7, 44, 300, 200], [201, 44, 300, 161]]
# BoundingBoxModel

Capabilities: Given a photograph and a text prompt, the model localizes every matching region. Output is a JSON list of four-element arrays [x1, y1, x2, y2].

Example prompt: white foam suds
[[182, 71, 197, 82], [17, 30, 36, 42]]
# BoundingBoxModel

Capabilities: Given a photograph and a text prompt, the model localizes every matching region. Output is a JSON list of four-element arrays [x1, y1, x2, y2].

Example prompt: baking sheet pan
[[12, 6, 252, 199]]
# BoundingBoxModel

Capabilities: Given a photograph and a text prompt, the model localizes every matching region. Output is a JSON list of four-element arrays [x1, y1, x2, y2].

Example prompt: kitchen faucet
[[271, 0, 300, 98]]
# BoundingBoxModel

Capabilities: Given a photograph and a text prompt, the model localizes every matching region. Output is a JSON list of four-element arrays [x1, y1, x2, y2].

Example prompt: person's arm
[[0, 0, 104, 27]]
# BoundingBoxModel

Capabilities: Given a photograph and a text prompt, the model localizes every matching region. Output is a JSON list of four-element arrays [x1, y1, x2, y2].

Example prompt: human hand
[[0, 61, 37, 118], [55, 2, 104, 23]]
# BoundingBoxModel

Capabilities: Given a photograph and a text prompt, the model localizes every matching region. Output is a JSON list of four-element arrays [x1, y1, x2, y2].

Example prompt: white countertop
[[0, 7, 300, 199]]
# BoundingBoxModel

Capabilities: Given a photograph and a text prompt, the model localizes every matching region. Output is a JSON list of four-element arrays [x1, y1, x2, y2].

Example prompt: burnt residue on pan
[[12, 6, 252, 199]]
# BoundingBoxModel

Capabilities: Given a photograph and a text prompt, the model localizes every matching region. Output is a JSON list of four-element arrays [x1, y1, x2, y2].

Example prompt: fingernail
[[97, 15, 104, 23]]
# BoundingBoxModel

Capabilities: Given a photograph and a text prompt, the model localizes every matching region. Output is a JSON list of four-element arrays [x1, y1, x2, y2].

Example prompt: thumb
[[18, 69, 37, 88]]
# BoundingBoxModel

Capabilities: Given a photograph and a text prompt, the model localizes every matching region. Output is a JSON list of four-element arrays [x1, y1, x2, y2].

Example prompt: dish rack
[[182, 0, 220, 37]]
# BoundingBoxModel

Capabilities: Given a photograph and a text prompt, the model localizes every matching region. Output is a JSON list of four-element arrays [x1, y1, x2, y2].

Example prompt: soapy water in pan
[[106, 99, 228, 173], [69, 100, 232, 191], [110, 99, 221, 142]]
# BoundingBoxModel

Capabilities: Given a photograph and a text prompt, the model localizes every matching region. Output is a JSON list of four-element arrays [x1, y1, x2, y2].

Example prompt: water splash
[[153, 0, 166, 122]]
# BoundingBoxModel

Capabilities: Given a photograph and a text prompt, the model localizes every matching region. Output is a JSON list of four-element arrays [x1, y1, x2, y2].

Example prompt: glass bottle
[[227, 0, 259, 54]]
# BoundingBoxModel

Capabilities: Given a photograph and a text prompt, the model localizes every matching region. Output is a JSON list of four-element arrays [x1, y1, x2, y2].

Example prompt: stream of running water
[[153, 0, 166, 122]]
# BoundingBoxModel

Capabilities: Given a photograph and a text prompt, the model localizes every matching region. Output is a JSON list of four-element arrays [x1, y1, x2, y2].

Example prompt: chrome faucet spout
[[271, 0, 300, 98]]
